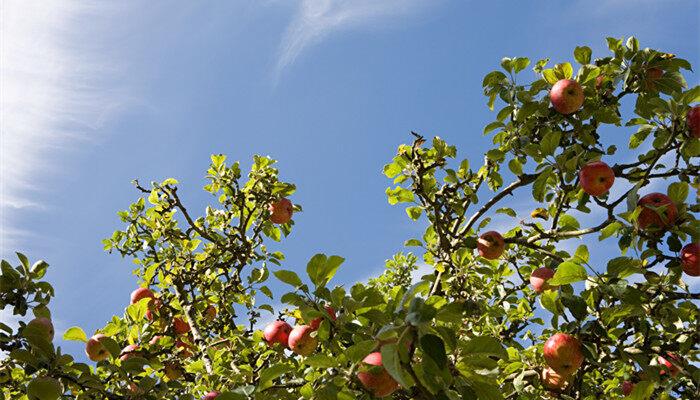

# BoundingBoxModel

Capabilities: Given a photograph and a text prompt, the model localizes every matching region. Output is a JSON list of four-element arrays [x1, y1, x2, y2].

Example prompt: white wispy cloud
[[0, 1, 125, 255], [274, 0, 441, 80]]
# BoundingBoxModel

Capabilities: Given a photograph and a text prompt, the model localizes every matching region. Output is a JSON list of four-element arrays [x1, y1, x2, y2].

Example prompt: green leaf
[[540, 131, 561, 157], [533, 58, 549, 72], [404, 239, 423, 247], [512, 57, 530, 73], [486, 149, 505, 162], [406, 206, 423, 220], [383, 162, 402, 178], [419, 334, 447, 369], [548, 262, 587, 285], [560, 293, 587, 320], [495, 208, 516, 217], [30, 260, 49, 279], [10, 349, 35, 364], [126, 300, 149, 321], [606, 37, 623, 53], [346, 340, 376, 363], [273, 270, 303, 288], [461, 336, 507, 359], [463, 373, 504, 400], [258, 364, 292, 390], [160, 178, 178, 186], [555, 62, 573, 79], [307, 254, 344, 287], [100, 336, 121, 358], [558, 214, 580, 231], [577, 64, 600, 84], [483, 121, 504, 135], [500, 57, 512, 72], [16, 252, 30, 269], [121, 356, 149, 373], [573, 245, 589, 264], [304, 354, 340, 368], [681, 85, 700, 103], [386, 186, 415, 205], [27, 377, 62, 400], [32, 304, 50, 319], [627, 381, 654, 400], [380, 344, 411, 388], [62, 327, 87, 343], [542, 69, 558, 85], [540, 290, 559, 315], [532, 167, 553, 202], [574, 46, 592, 65], [599, 221, 621, 240], [629, 125, 653, 149], [210, 154, 226, 168], [508, 159, 523, 175], [607, 257, 642, 279], [667, 182, 689, 204]]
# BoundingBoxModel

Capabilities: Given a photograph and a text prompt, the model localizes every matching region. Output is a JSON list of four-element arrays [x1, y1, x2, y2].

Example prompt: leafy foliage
[[1, 37, 699, 400]]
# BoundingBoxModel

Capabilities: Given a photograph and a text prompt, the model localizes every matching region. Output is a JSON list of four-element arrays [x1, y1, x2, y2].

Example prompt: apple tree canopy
[[1, 36, 699, 400]]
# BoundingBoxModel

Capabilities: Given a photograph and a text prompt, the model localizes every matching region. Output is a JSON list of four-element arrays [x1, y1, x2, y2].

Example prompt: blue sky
[[1, 0, 698, 361]]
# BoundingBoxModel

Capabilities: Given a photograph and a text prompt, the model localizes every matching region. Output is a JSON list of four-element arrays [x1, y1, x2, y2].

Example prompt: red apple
[[85, 334, 111, 362], [268, 198, 293, 224], [644, 68, 664, 91], [687, 106, 700, 138], [636, 193, 677, 231], [119, 344, 140, 362], [543, 333, 584, 376], [680, 243, 699, 276], [550, 79, 584, 115], [288, 325, 318, 356], [26, 317, 54, 341], [130, 287, 154, 304], [310, 306, 337, 330], [658, 353, 682, 377], [541, 367, 568, 390], [622, 380, 635, 396], [172, 317, 190, 335], [530, 267, 556, 293], [263, 320, 292, 347], [579, 161, 615, 196], [202, 391, 220, 400], [357, 352, 399, 397], [477, 231, 505, 260]]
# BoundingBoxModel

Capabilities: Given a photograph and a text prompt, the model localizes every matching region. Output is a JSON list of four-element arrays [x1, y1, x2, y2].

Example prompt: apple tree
[[1, 36, 699, 400]]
